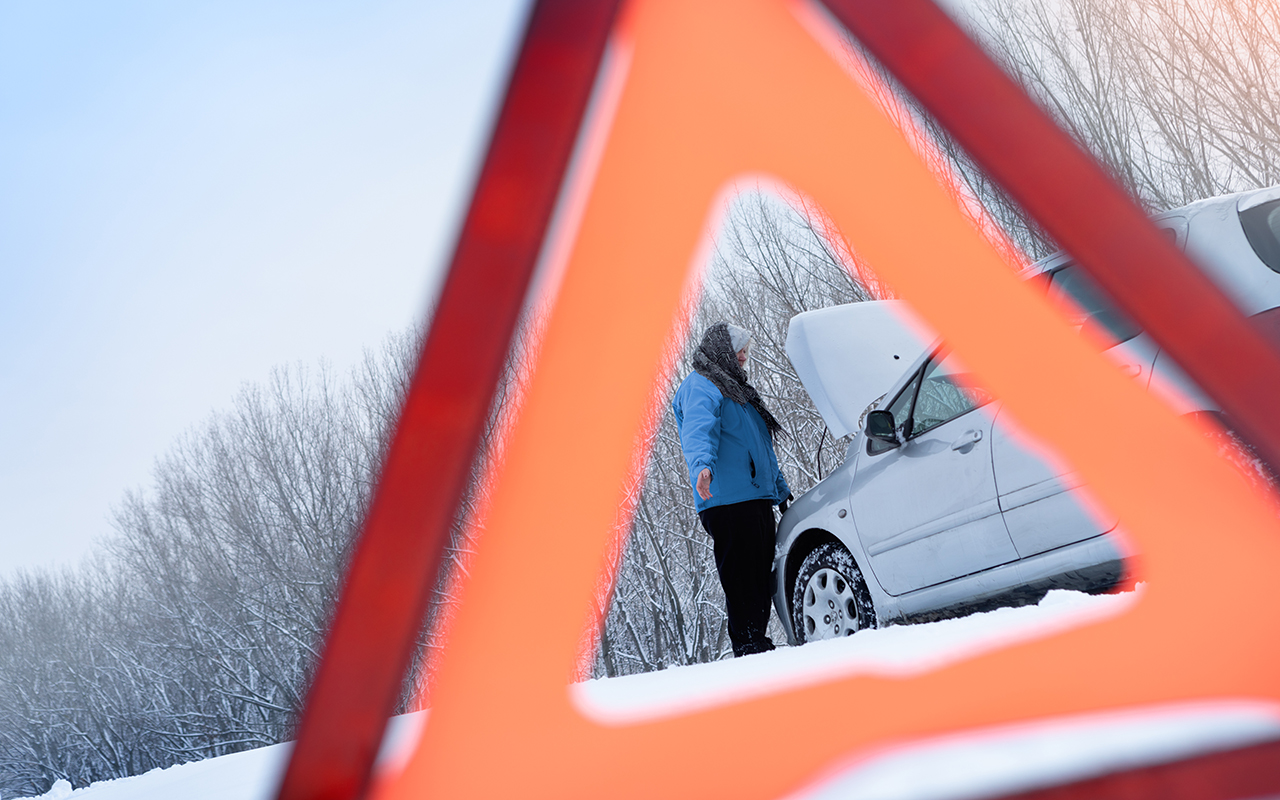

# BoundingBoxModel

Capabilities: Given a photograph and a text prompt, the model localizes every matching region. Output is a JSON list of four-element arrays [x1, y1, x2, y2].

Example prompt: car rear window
[[1241, 199, 1280, 274], [1047, 264, 1142, 345]]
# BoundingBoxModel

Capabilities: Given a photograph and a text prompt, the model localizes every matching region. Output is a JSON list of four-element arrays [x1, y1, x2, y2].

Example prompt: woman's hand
[[696, 468, 713, 500]]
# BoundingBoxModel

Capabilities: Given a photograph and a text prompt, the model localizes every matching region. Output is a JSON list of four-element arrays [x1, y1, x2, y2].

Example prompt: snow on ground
[[13, 713, 427, 800], [22, 743, 287, 800], [574, 588, 1135, 723], [19, 589, 1280, 800]]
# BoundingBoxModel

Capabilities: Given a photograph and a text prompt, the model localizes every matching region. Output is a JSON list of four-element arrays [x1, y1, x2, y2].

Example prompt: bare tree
[[941, 0, 1280, 243], [0, 321, 528, 795]]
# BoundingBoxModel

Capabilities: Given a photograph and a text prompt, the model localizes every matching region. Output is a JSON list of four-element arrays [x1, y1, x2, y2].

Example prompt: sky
[[0, 0, 530, 578], [0, 0, 992, 581]]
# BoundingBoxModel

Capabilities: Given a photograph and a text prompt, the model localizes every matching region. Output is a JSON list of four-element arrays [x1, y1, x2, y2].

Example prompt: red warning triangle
[[279, 1, 1280, 798]]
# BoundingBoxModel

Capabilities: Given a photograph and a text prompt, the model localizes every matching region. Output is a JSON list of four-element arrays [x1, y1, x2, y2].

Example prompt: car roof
[[1016, 184, 1280, 278]]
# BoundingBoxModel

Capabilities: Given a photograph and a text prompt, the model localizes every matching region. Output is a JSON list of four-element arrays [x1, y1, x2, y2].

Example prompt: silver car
[[774, 184, 1280, 644]]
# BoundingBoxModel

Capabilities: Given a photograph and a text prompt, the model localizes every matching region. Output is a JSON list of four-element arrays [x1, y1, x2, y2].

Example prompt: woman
[[672, 322, 792, 657]]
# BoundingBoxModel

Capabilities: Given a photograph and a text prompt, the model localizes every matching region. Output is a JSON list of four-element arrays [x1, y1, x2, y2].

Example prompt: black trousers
[[698, 499, 776, 656]]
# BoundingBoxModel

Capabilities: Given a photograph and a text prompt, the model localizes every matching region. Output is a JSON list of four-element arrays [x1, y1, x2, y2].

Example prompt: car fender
[[773, 440, 905, 641]]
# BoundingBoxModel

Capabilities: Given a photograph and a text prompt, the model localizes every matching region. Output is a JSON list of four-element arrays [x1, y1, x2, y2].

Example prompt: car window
[[1240, 199, 1280, 274], [1047, 263, 1142, 345], [911, 351, 992, 436], [867, 369, 921, 455]]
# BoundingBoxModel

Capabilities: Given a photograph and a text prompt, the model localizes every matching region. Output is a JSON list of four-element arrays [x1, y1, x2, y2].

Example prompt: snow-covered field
[[20, 589, 1280, 800]]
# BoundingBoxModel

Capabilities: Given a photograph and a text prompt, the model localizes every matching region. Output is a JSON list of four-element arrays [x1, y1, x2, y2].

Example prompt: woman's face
[[736, 347, 749, 368]]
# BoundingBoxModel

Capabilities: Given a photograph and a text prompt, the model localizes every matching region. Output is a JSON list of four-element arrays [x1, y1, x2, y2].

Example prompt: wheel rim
[[801, 567, 863, 640]]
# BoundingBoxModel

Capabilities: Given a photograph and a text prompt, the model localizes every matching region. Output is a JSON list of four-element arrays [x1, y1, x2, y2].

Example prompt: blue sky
[[0, 0, 529, 577]]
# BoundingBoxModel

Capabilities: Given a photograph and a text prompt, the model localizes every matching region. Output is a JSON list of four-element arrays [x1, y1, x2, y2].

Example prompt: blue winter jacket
[[672, 372, 791, 513]]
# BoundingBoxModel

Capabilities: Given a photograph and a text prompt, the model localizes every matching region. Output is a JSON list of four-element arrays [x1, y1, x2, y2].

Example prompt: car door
[[850, 350, 1020, 596], [990, 263, 1133, 557], [991, 408, 1118, 558]]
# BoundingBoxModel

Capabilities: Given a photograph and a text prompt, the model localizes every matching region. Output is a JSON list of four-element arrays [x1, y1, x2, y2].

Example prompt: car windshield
[[1241, 199, 1280, 274], [1047, 263, 1142, 345]]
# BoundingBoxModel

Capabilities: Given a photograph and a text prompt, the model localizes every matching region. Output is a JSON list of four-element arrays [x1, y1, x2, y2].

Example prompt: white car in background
[[774, 185, 1280, 644]]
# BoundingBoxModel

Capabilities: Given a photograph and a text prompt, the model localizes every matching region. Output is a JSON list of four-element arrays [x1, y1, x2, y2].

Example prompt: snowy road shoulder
[[16, 713, 427, 800], [574, 587, 1280, 799], [573, 588, 1135, 724], [21, 589, 1280, 800]]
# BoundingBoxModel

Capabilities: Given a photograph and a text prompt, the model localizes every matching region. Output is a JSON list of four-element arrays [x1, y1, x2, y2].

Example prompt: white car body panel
[[990, 407, 1117, 559]]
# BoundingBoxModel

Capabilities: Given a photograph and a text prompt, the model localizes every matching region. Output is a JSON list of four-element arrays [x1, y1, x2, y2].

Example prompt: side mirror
[[865, 410, 899, 446]]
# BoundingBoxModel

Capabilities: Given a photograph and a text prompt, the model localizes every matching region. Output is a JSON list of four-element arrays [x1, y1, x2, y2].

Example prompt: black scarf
[[691, 323, 783, 437]]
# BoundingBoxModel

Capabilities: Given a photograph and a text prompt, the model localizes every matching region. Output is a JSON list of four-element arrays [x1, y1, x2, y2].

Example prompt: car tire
[[791, 541, 875, 643]]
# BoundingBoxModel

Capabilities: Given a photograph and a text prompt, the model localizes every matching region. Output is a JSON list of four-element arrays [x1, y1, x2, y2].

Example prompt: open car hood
[[785, 301, 935, 439]]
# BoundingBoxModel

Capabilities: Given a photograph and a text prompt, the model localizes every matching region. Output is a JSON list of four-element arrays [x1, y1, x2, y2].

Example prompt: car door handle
[[951, 429, 982, 450], [1120, 363, 1142, 377]]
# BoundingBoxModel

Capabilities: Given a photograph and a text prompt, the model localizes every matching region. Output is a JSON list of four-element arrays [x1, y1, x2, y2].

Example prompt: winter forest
[[4, 0, 1279, 794]]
